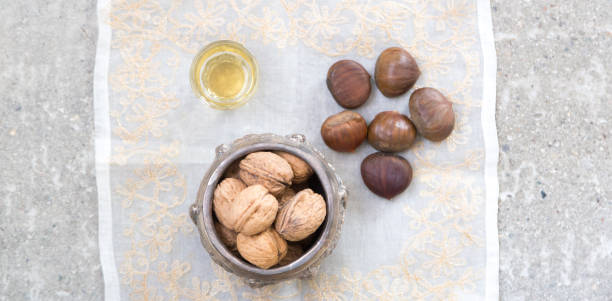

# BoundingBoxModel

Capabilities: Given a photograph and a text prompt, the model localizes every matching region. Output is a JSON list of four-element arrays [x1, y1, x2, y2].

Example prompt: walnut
[[277, 244, 304, 266], [275, 189, 326, 241], [277, 187, 296, 208], [274, 151, 313, 184], [213, 178, 246, 229], [239, 152, 294, 196], [214, 221, 237, 251], [237, 228, 288, 269], [232, 185, 278, 235]]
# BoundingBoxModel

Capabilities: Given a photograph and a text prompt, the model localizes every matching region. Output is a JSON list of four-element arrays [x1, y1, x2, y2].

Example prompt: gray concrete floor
[[493, 1, 611, 300], [0, 1, 610, 300], [0, 1, 101, 300]]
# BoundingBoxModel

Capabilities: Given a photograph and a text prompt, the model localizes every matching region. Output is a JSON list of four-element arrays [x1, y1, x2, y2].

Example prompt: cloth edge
[[94, 0, 121, 300], [477, 0, 500, 300]]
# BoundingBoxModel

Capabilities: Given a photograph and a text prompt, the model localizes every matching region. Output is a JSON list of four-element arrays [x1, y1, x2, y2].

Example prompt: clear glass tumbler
[[190, 40, 258, 110]]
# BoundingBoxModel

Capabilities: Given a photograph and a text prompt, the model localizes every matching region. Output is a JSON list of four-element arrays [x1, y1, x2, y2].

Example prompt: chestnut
[[409, 87, 455, 141], [367, 111, 416, 152], [374, 47, 420, 97], [327, 60, 371, 109], [320, 111, 367, 152], [360, 152, 412, 199]]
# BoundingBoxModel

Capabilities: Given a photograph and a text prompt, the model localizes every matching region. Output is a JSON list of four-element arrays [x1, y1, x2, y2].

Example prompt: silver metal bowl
[[189, 133, 346, 287]]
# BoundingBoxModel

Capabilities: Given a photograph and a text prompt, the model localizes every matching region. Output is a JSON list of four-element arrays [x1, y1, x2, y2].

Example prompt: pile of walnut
[[213, 151, 327, 269]]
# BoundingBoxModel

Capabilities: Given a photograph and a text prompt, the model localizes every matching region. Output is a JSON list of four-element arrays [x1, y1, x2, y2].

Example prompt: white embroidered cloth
[[95, 0, 499, 299]]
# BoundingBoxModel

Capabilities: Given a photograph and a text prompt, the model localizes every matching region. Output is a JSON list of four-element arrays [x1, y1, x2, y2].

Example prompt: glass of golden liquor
[[190, 40, 258, 110]]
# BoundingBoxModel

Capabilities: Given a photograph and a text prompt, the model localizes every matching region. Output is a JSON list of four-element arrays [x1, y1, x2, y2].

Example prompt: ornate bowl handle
[[190, 203, 200, 226], [215, 144, 230, 159]]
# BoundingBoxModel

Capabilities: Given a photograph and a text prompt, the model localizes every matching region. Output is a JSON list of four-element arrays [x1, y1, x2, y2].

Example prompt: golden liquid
[[190, 41, 258, 109], [203, 54, 246, 98]]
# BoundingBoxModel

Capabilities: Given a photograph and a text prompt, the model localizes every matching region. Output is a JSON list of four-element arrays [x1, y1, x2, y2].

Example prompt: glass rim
[[189, 40, 258, 110]]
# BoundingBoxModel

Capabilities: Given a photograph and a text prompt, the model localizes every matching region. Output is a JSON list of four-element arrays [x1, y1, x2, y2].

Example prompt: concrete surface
[[0, 1, 102, 300], [493, 1, 611, 300], [0, 0, 610, 300]]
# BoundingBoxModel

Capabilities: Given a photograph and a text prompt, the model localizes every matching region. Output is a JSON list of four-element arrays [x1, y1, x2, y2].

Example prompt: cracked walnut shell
[[213, 178, 246, 230], [239, 152, 294, 196], [274, 151, 313, 184], [275, 189, 326, 241], [232, 185, 278, 235], [237, 228, 288, 269]]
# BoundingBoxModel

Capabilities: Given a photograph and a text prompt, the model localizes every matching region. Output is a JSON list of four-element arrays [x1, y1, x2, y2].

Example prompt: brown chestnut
[[409, 87, 455, 141], [374, 47, 420, 97], [321, 111, 367, 152], [367, 111, 416, 152], [327, 60, 371, 108], [361, 152, 412, 199]]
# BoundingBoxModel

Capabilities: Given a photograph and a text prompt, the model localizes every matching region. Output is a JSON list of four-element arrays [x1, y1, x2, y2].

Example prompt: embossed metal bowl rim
[[191, 134, 345, 282]]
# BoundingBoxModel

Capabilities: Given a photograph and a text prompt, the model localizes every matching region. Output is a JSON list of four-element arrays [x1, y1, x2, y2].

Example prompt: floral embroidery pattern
[[106, 0, 487, 299]]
